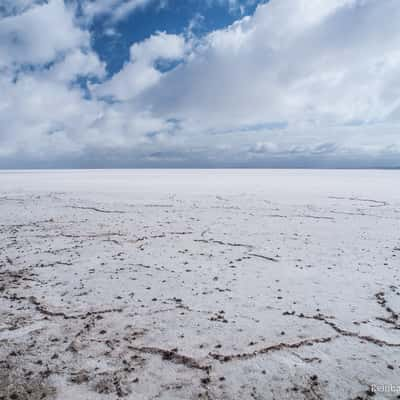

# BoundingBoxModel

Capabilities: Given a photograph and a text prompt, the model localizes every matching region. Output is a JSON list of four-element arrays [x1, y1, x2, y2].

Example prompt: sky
[[0, 0, 400, 168]]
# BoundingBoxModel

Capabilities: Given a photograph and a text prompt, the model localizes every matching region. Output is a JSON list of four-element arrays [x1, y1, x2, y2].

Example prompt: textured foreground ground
[[0, 170, 399, 400]]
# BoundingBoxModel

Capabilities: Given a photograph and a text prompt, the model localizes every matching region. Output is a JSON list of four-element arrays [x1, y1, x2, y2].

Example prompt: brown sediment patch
[[0, 360, 56, 400], [209, 336, 335, 362], [128, 346, 210, 371]]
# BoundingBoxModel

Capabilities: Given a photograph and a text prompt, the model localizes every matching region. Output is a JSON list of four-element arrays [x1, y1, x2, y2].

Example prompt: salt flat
[[0, 169, 399, 400]]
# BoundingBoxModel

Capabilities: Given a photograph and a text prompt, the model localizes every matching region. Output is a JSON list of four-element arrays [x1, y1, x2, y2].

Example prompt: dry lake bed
[[0, 169, 399, 400]]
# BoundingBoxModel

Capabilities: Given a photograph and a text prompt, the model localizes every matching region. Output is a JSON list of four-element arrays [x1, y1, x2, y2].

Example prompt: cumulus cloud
[[94, 32, 186, 101], [45, 49, 106, 83], [1, 0, 400, 167], [148, 0, 400, 126], [139, 0, 400, 164], [0, 0, 88, 67]]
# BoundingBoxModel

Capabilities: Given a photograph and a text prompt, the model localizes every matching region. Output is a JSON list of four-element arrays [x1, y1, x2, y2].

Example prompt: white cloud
[[0, 0, 88, 67], [0, 66, 173, 164], [46, 49, 106, 82], [1, 0, 400, 167], [141, 0, 400, 153], [80, 0, 120, 20], [111, 0, 155, 22], [94, 32, 186, 101]]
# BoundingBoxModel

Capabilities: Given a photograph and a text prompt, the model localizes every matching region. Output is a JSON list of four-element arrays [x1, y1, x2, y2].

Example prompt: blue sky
[[0, 0, 400, 168], [88, 1, 265, 76]]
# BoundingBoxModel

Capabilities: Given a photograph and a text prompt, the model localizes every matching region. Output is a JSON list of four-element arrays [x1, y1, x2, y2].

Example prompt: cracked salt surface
[[0, 169, 399, 399]]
